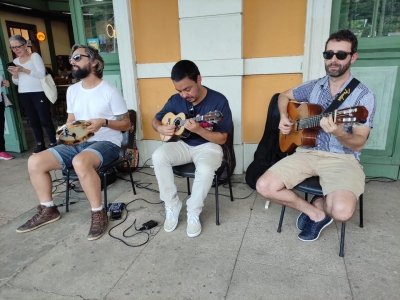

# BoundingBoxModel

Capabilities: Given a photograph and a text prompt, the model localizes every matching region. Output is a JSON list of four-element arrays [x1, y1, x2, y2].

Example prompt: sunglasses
[[69, 54, 90, 63], [188, 105, 195, 118], [323, 51, 352, 60], [10, 44, 25, 51]]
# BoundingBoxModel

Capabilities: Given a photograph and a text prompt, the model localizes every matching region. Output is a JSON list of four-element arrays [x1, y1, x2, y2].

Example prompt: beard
[[325, 60, 351, 77], [72, 65, 90, 79]]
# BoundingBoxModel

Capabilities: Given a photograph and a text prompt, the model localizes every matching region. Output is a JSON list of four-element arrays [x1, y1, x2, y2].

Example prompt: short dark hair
[[171, 60, 200, 82], [325, 29, 358, 54], [70, 44, 104, 78]]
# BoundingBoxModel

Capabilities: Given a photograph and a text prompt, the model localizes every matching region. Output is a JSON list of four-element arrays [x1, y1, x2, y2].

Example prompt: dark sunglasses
[[323, 51, 352, 60], [69, 54, 90, 63], [188, 105, 195, 118]]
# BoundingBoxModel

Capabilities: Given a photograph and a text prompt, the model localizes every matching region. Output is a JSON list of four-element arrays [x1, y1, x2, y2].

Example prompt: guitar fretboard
[[297, 112, 334, 130]]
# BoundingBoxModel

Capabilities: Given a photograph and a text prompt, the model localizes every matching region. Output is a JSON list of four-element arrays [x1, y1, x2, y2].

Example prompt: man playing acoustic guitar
[[152, 60, 232, 238], [256, 29, 376, 241], [16, 45, 130, 240]]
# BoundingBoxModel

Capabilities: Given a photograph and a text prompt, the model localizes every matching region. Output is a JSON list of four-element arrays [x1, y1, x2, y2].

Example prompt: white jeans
[[152, 140, 223, 215]]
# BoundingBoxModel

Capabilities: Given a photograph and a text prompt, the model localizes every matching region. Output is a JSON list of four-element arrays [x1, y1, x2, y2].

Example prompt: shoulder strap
[[324, 78, 360, 113]]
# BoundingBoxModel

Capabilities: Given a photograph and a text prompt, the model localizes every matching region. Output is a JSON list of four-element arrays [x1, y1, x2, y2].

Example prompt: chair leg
[[186, 177, 191, 195], [102, 172, 108, 209], [277, 205, 286, 233], [127, 165, 137, 195], [65, 169, 70, 212], [214, 174, 220, 226], [225, 164, 234, 202], [359, 194, 363, 228], [339, 222, 346, 257]]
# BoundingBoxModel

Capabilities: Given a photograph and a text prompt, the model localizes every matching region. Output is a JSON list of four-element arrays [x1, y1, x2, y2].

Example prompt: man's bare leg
[[72, 151, 102, 208], [17, 151, 63, 233], [28, 150, 63, 203], [256, 171, 326, 221], [72, 151, 108, 241]]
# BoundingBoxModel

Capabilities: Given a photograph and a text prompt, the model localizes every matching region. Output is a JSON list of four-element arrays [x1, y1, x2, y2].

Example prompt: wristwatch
[[102, 119, 108, 127]]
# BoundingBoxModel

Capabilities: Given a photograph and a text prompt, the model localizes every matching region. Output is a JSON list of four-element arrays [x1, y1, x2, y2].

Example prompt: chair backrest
[[216, 122, 235, 184]]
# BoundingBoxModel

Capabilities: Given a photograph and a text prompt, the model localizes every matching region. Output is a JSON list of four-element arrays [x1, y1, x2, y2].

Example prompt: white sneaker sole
[[164, 201, 182, 232], [187, 227, 201, 238]]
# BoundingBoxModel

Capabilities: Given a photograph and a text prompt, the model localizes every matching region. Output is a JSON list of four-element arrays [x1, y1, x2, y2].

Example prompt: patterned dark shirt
[[292, 74, 376, 160]]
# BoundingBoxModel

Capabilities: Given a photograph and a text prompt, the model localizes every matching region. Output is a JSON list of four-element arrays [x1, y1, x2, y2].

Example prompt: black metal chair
[[277, 176, 363, 257], [172, 160, 234, 225], [62, 131, 137, 212]]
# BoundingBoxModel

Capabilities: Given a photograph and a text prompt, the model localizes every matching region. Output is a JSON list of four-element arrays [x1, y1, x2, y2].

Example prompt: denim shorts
[[48, 141, 121, 171]]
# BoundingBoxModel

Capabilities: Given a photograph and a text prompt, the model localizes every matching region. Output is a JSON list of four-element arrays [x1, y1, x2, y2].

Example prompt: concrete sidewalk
[[0, 148, 399, 300]]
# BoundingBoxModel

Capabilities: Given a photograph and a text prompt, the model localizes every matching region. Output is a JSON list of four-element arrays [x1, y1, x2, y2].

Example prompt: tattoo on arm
[[116, 112, 129, 121]]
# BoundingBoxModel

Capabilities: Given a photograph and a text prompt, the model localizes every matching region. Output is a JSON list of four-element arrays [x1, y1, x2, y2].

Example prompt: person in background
[[0, 74, 13, 160], [60, 67, 69, 79], [7, 35, 57, 153]]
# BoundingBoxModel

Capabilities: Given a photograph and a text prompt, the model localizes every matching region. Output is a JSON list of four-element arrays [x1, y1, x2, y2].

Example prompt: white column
[[113, 0, 143, 140], [302, 0, 333, 82], [178, 0, 244, 173]]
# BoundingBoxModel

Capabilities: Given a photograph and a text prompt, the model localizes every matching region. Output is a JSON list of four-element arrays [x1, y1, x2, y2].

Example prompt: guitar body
[[160, 112, 191, 142], [279, 102, 323, 153]]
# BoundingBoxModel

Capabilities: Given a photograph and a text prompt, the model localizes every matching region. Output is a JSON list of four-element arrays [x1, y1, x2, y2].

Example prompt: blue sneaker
[[296, 195, 320, 230], [298, 215, 333, 242]]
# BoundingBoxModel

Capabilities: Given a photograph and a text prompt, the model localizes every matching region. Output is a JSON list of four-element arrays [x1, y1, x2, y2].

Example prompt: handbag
[[1, 92, 13, 107], [32, 53, 57, 104], [40, 73, 58, 104]]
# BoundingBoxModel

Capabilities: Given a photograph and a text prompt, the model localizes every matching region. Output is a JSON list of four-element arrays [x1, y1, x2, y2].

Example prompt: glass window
[[82, 3, 117, 53], [339, 0, 400, 38]]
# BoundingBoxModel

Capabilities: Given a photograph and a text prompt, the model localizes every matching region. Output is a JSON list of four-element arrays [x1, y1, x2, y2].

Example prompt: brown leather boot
[[87, 208, 108, 241], [16, 205, 61, 233]]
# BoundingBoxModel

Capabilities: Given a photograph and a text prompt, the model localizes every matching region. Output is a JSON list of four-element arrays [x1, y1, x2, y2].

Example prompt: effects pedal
[[107, 202, 125, 220]]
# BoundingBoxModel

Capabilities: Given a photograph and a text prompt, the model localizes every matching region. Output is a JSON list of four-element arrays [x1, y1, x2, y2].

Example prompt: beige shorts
[[269, 147, 365, 198]]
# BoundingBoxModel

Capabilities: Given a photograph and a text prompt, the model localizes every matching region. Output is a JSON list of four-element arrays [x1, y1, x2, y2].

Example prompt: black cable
[[108, 198, 163, 248]]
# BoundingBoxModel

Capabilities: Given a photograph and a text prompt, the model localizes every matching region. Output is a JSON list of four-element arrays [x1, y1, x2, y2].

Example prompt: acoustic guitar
[[160, 110, 223, 142], [279, 102, 368, 153]]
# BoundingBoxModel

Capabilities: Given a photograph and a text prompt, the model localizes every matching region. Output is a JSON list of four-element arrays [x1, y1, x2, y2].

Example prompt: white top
[[12, 53, 46, 93], [66, 80, 128, 147]]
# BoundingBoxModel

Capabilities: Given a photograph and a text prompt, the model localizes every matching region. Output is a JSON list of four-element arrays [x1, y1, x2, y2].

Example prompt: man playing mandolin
[[256, 30, 376, 241], [16, 45, 130, 241], [152, 60, 232, 238]]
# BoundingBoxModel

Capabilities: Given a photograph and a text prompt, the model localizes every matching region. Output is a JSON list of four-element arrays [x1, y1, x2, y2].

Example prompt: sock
[[41, 201, 54, 207], [91, 205, 103, 212]]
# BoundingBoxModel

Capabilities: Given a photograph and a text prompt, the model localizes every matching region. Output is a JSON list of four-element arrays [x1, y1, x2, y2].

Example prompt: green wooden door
[[331, 0, 400, 179], [69, 0, 123, 95]]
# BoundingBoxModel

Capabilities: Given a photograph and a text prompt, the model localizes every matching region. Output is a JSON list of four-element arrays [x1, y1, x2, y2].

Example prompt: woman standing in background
[[7, 35, 57, 153], [0, 73, 13, 160]]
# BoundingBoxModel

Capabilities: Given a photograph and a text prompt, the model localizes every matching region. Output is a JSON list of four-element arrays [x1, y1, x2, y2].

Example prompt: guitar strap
[[324, 78, 360, 113]]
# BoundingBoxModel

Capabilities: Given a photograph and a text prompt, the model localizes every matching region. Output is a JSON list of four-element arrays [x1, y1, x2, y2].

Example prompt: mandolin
[[279, 102, 368, 153], [160, 110, 223, 142]]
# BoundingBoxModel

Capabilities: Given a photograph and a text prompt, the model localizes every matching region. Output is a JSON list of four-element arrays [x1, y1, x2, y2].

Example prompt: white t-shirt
[[66, 80, 128, 147], [12, 53, 46, 93]]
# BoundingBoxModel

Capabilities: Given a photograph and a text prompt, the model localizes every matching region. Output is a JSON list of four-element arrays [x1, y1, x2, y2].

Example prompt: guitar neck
[[298, 112, 334, 130], [183, 115, 206, 125]]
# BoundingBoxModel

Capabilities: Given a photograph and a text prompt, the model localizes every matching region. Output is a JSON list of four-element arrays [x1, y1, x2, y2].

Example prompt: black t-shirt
[[155, 87, 232, 146]]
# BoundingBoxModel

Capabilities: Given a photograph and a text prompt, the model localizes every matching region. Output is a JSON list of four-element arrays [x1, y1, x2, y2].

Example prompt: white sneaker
[[187, 213, 202, 238], [164, 201, 182, 232]]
